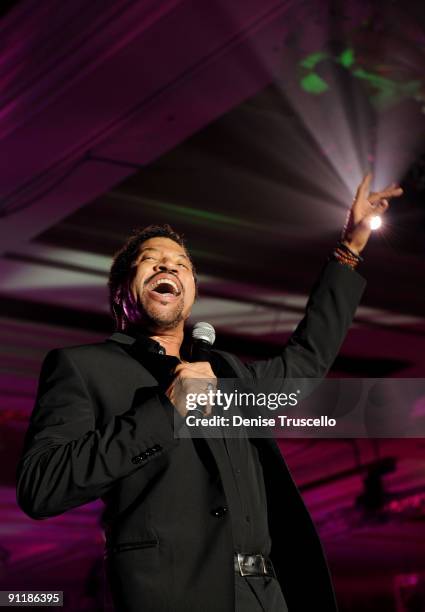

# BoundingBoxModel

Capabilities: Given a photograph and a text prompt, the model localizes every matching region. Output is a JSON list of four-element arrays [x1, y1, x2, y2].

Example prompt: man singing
[[17, 175, 401, 611]]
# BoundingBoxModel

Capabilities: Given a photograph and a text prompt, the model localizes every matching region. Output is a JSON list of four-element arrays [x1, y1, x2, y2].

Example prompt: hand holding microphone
[[165, 322, 217, 418]]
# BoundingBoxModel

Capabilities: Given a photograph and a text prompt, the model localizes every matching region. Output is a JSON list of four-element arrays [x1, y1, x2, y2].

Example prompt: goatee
[[139, 297, 184, 330]]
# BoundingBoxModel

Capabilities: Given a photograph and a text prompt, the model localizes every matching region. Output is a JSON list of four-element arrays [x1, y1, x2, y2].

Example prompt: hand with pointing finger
[[341, 173, 403, 255]]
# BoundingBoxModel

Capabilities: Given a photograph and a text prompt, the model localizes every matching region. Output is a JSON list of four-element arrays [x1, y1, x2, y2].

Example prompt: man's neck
[[125, 323, 184, 359], [149, 331, 183, 358]]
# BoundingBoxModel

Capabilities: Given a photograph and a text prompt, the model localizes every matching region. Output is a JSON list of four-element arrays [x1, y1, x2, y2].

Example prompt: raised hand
[[342, 173, 403, 254]]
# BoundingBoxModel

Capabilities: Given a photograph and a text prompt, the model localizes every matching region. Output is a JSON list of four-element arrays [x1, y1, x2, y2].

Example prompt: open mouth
[[148, 277, 181, 297]]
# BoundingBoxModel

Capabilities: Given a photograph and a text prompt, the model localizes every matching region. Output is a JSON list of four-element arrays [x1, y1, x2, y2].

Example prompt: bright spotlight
[[369, 215, 382, 230]]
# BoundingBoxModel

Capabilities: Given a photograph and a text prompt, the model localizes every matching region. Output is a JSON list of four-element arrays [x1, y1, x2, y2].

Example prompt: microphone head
[[192, 322, 216, 346]]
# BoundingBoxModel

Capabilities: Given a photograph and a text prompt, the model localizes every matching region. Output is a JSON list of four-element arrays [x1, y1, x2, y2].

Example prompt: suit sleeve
[[246, 260, 366, 380], [16, 348, 178, 520]]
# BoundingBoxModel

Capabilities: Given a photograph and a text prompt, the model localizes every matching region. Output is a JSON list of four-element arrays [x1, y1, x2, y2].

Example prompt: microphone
[[191, 322, 216, 362], [190, 322, 216, 418]]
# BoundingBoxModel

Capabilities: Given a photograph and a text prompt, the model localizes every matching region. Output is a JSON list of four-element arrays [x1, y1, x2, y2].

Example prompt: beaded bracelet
[[335, 247, 359, 263], [337, 241, 364, 262], [331, 242, 363, 270], [332, 252, 358, 269]]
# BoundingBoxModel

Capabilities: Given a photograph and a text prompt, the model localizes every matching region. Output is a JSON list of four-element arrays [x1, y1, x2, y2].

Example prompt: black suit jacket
[[16, 260, 366, 612]]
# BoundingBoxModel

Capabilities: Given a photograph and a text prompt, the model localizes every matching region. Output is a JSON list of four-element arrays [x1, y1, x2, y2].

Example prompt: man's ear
[[116, 276, 135, 305], [114, 288, 122, 305]]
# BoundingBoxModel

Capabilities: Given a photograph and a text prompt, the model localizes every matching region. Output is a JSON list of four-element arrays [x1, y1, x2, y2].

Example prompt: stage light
[[369, 215, 382, 230]]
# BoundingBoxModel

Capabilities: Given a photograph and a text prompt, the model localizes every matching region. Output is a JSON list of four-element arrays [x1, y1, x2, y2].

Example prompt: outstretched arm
[[246, 174, 402, 380]]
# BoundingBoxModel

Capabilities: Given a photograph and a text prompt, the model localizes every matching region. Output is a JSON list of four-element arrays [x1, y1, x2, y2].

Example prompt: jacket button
[[211, 506, 228, 518], [131, 456, 142, 464]]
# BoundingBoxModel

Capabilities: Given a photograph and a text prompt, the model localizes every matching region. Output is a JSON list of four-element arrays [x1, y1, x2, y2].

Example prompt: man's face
[[128, 237, 196, 330]]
